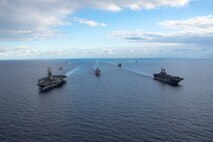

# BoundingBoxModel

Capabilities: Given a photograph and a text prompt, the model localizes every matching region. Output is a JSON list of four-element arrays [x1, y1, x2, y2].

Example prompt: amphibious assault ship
[[153, 68, 183, 85], [37, 68, 67, 92]]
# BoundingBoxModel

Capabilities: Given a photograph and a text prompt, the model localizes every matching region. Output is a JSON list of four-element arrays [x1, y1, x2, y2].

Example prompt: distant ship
[[95, 67, 101, 76], [117, 63, 122, 68], [59, 67, 62, 70], [37, 68, 67, 92], [153, 68, 183, 85]]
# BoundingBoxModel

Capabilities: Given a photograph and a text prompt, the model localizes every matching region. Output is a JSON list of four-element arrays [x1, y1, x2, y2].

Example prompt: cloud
[[73, 17, 106, 27], [0, 0, 190, 41], [127, 0, 189, 10], [0, 45, 79, 58], [112, 31, 213, 44], [0, 0, 73, 41], [0, 45, 40, 58], [158, 15, 213, 32], [110, 15, 213, 45], [103, 48, 113, 54]]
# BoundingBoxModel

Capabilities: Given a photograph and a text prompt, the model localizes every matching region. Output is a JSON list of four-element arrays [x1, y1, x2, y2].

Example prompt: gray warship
[[37, 68, 67, 92], [153, 68, 183, 85], [95, 67, 101, 76], [117, 63, 122, 68]]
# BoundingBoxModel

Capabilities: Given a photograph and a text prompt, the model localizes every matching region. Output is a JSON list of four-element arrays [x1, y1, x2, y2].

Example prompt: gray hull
[[38, 74, 67, 92], [153, 76, 182, 85], [39, 80, 66, 92], [153, 71, 183, 86], [95, 71, 101, 76]]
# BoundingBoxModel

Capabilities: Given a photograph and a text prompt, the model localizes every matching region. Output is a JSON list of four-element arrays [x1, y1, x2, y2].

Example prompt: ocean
[[0, 59, 213, 141]]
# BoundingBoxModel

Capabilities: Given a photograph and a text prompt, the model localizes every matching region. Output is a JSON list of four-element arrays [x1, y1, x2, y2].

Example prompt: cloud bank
[[0, 0, 190, 40], [159, 15, 213, 32], [111, 15, 213, 45]]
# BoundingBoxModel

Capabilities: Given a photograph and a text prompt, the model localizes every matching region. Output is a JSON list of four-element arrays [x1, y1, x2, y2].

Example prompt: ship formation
[[153, 68, 184, 85], [37, 68, 67, 92], [37, 63, 184, 92]]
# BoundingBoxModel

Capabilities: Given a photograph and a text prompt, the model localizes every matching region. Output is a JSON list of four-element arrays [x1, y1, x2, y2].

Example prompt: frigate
[[95, 67, 101, 76]]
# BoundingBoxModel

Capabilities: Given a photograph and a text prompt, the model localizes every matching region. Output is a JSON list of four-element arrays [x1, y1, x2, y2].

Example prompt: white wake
[[66, 68, 80, 77]]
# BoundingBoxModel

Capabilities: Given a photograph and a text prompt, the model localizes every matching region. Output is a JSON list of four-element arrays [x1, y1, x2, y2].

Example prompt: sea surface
[[0, 59, 213, 142]]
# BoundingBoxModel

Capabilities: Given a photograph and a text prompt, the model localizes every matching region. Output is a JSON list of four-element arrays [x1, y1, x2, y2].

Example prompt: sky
[[0, 0, 213, 59]]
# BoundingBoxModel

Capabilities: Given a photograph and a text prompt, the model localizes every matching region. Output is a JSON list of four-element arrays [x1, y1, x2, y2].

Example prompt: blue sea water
[[0, 59, 213, 142]]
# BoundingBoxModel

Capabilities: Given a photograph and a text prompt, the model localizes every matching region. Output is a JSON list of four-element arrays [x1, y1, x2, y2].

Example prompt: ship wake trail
[[123, 68, 153, 78], [66, 68, 80, 77], [93, 60, 100, 69], [107, 62, 117, 66], [106, 62, 152, 78]]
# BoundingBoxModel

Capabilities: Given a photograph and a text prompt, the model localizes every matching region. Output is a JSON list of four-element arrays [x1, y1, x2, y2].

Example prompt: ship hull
[[153, 77, 181, 86], [95, 72, 101, 76], [39, 80, 66, 92], [117, 63, 122, 68], [96, 74, 100, 76], [95, 70, 101, 76]]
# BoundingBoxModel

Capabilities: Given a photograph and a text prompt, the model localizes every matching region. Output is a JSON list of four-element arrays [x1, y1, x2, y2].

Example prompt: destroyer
[[37, 68, 67, 92], [153, 68, 183, 85], [117, 63, 122, 68], [95, 67, 101, 76]]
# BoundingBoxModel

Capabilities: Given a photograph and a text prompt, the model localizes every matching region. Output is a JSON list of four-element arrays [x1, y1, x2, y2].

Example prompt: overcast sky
[[0, 0, 212, 59]]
